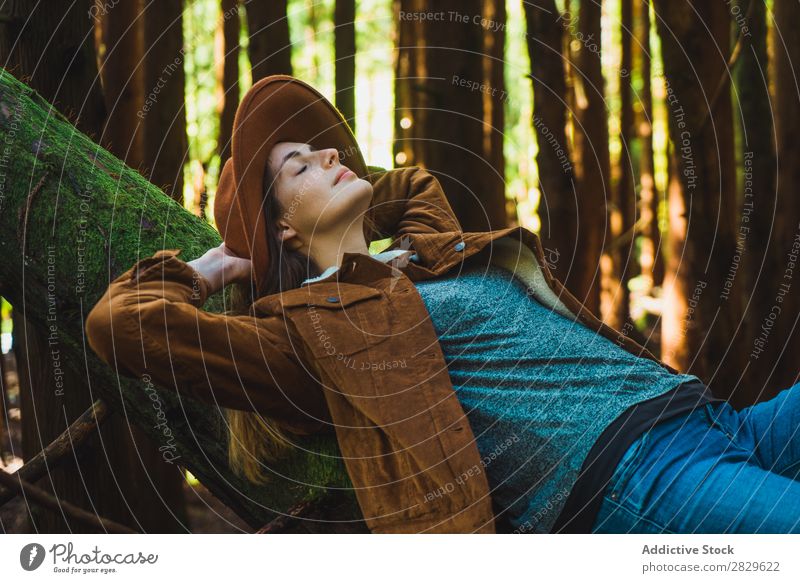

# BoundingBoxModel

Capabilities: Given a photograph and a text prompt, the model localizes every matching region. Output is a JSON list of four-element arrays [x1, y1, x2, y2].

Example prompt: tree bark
[[241, 0, 292, 83], [0, 69, 362, 532], [653, 0, 742, 400], [483, 0, 507, 226], [95, 0, 145, 171], [335, 0, 356, 134], [733, 0, 778, 404], [393, 0, 506, 232], [523, 0, 578, 287], [635, 0, 664, 293], [768, 0, 800, 394], [1, 0, 189, 533], [0, 343, 8, 462], [0, 0, 106, 140], [394, 0, 421, 169], [141, 0, 189, 203], [571, 0, 609, 317], [604, 0, 635, 331], [12, 311, 165, 532], [215, 0, 240, 171]]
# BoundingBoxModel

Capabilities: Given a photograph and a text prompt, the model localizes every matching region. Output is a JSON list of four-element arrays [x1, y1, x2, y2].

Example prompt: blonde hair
[[223, 282, 294, 485]]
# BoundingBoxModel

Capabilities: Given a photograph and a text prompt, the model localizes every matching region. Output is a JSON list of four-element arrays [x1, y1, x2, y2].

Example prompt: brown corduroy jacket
[[85, 166, 681, 534]]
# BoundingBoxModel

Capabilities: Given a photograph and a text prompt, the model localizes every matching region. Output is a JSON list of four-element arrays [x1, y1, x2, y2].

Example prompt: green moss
[[0, 68, 355, 528]]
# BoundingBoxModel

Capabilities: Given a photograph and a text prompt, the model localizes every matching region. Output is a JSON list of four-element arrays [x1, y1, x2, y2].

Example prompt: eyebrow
[[278, 144, 317, 174]]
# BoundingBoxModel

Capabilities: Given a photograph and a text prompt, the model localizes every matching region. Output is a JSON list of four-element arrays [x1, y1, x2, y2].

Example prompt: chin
[[339, 178, 373, 207]]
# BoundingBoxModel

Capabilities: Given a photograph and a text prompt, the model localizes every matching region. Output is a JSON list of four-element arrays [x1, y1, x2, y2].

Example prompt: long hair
[[225, 156, 378, 485]]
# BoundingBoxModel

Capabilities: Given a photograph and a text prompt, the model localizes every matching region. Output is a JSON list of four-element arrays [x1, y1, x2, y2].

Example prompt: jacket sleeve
[[365, 165, 462, 239], [84, 249, 328, 434]]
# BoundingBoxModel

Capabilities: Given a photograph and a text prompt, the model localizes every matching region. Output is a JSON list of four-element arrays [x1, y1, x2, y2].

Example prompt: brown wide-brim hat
[[214, 74, 368, 297]]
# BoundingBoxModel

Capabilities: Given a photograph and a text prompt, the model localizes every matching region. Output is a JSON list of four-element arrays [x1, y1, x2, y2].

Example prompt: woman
[[85, 75, 800, 534]]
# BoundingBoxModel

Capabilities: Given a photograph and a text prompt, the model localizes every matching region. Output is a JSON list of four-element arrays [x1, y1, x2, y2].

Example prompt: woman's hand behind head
[[188, 242, 253, 295]]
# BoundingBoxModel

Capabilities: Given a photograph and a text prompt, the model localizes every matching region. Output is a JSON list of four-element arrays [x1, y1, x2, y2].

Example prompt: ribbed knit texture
[[413, 263, 700, 533]]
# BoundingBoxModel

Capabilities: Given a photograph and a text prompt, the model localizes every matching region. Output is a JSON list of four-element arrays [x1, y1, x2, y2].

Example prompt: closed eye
[[296, 145, 318, 176], [279, 144, 320, 177]]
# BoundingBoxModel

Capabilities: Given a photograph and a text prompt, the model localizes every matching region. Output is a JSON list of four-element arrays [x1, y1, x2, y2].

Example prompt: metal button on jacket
[[454, 241, 465, 252]]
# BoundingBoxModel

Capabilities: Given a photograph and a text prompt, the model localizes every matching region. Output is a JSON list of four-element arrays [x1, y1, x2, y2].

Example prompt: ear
[[276, 219, 302, 251]]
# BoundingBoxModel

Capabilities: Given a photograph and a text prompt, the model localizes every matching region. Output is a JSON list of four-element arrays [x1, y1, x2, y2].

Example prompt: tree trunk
[[768, 0, 800, 394], [571, 0, 609, 317], [635, 0, 664, 293], [335, 0, 356, 134], [12, 311, 168, 532], [0, 1, 106, 140], [215, 0, 240, 171], [241, 0, 292, 83], [1, 1, 188, 533], [191, 160, 210, 221], [0, 342, 9, 462], [733, 0, 778, 404], [484, 0, 507, 226], [563, 0, 578, 176], [393, 0, 506, 232], [394, 0, 421, 169], [604, 0, 635, 331], [0, 69, 361, 532], [523, 0, 578, 287], [141, 0, 188, 203], [653, 0, 742, 400], [95, 0, 145, 171]]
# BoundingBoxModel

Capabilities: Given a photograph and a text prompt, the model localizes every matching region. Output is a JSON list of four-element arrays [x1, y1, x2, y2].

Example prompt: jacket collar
[[301, 248, 415, 286]]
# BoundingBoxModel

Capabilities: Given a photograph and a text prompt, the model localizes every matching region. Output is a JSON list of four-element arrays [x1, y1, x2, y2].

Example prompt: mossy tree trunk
[[1, 0, 190, 533], [0, 69, 361, 532]]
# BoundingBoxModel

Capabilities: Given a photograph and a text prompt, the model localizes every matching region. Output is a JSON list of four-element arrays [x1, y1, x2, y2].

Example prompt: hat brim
[[214, 75, 368, 297]]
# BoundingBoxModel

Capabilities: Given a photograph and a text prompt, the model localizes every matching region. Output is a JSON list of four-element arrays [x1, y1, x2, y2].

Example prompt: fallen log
[[0, 68, 362, 532]]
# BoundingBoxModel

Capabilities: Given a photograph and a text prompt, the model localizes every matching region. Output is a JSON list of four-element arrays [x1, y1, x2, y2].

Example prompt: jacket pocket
[[280, 283, 393, 359]]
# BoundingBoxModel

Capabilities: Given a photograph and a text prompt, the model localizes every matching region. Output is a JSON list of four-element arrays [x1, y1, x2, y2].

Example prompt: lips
[[334, 167, 352, 185]]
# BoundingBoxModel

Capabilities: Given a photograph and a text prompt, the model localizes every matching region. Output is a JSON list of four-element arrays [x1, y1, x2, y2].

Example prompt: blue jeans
[[591, 382, 800, 533]]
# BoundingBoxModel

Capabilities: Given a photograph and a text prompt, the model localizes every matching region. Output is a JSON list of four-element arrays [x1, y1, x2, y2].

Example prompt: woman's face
[[266, 141, 373, 242]]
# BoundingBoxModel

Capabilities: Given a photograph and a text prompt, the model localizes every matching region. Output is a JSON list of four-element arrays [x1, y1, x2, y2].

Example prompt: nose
[[322, 148, 338, 168]]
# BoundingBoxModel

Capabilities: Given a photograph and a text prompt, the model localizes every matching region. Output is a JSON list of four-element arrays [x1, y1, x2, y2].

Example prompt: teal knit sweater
[[413, 263, 700, 533]]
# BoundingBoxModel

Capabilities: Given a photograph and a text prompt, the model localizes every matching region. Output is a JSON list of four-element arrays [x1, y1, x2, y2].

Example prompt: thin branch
[[255, 498, 318, 534], [0, 399, 109, 506]]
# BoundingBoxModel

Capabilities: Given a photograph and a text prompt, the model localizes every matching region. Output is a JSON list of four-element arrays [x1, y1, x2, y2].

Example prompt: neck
[[308, 220, 370, 272]]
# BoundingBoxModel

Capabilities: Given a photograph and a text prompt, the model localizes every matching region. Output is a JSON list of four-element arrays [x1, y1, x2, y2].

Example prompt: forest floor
[[0, 352, 250, 534]]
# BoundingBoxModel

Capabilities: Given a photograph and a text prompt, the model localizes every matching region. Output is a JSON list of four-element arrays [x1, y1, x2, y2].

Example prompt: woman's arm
[[84, 246, 328, 433], [365, 166, 462, 239]]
